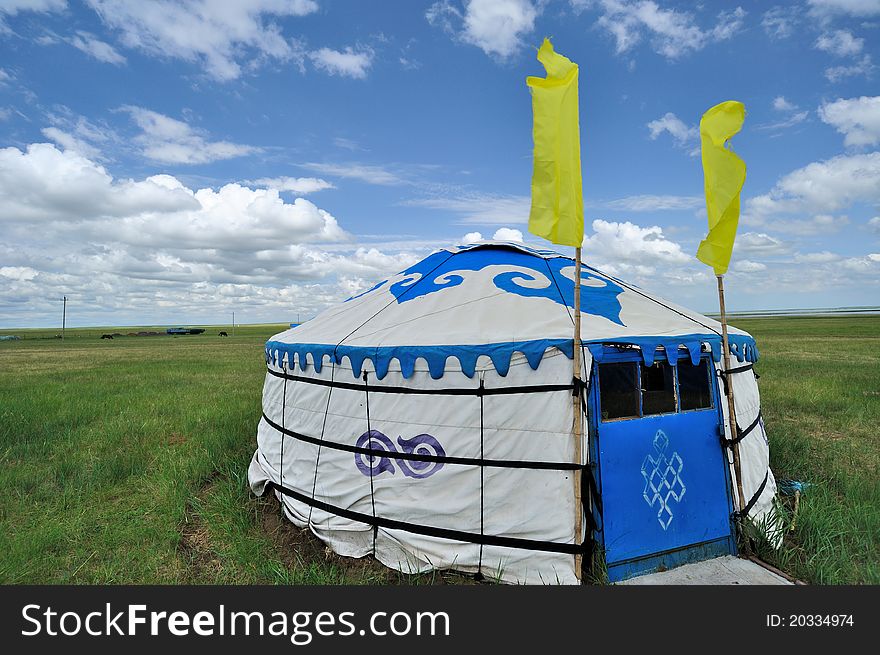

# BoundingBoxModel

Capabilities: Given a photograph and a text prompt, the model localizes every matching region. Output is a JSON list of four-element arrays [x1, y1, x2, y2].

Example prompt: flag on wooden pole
[[696, 101, 746, 275], [696, 100, 750, 535], [527, 38, 586, 580], [526, 38, 583, 247]]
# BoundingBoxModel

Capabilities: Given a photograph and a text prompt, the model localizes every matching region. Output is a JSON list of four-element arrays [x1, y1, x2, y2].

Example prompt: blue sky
[[0, 0, 878, 328]]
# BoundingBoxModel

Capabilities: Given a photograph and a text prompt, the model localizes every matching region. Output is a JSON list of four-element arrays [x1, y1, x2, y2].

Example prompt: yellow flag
[[696, 101, 747, 275], [526, 38, 583, 247]]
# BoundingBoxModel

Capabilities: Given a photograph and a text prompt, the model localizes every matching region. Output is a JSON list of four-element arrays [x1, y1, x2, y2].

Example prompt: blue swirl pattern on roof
[[386, 247, 625, 325]]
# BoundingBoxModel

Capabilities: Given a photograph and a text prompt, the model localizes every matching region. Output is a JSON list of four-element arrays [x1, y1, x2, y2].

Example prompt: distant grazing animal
[[219, 331, 228, 337], [100, 334, 113, 340]]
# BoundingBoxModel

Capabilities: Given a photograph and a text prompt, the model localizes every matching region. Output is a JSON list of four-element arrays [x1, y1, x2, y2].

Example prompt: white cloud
[[0, 143, 199, 222], [734, 232, 790, 257], [0, 143, 347, 245], [40, 106, 120, 161], [85, 0, 317, 81], [0, 0, 66, 10], [869, 216, 880, 233], [582, 219, 689, 265], [576, 219, 707, 286], [723, 250, 880, 298], [840, 254, 880, 273], [596, 194, 702, 211], [761, 6, 799, 39], [0, 0, 65, 34], [647, 112, 696, 143], [759, 96, 808, 131], [0, 142, 432, 327], [0, 0, 66, 17], [310, 47, 373, 79], [301, 162, 405, 186], [338, 247, 421, 277], [492, 227, 523, 242], [745, 213, 850, 236], [40, 126, 104, 160], [122, 106, 260, 165], [462, 231, 483, 244], [815, 29, 864, 57], [824, 54, 874, 82], [647, 112, 699, 154], [794, 251, 841, 264], [68, 30, 127, 65], [0, 265, 38, 280], [773, 96, 796, 112], [585, 1, 746, 60], [733, 260, 767, 273], [818, 96, 880, 148], [756, 111, 809, 132], [333, 137, 363, 151], [403, 191, 530, 224], [711, 7, 747, 41], [426, 0, 538, 59], [248, 176, 335, 194], [748, 152, 880, 216], [808, 0, 880, 18]]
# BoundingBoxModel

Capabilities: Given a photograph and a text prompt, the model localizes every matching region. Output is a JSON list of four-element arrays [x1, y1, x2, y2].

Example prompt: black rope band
[[717, 363, 760, 395], [363, 370, 378, 552], [266, 366, 574, 397], [736, 470, 770, 518], [584, 464, 603, 517], [265, 480, 586, 555], [478, 378, 485, 574], [262, 412, 583, 472], [581, 465, 602, 532], [721, 411, 763, 449], [721, 363, 755, 376]]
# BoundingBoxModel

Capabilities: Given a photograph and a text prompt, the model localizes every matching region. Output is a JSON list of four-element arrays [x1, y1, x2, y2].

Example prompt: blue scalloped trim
[[584, 333, 758, 366], [265, 333, 758, 380], [265, 338, 574, 380]]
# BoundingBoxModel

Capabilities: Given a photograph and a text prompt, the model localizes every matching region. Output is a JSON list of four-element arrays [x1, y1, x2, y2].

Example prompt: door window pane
[[678, 358, 713, 411], [640, 362, 677, 415], [598, 362, 640, 420]]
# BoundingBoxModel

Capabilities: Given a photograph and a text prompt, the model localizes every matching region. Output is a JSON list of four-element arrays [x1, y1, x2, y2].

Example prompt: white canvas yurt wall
[[248, 241, 777, 584]]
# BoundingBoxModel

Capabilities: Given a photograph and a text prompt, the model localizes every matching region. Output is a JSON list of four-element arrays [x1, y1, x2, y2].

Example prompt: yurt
[[248, 241, 776, 584]]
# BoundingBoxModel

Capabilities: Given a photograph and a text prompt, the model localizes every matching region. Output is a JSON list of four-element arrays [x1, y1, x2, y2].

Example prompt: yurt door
[[588, 350, 736, 582]]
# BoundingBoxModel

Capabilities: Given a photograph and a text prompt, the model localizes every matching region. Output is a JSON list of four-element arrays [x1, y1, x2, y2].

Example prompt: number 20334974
[[766, 615, 854, 628]]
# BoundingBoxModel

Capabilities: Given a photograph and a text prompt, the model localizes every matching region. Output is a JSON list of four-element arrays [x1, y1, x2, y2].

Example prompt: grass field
[[1, 317, 877, 584]]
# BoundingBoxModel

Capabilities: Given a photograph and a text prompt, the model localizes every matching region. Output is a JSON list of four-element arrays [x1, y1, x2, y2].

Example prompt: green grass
[[0, 317, 878, 584], [0, 325, 470, 585], [733, 317, 880, 584]]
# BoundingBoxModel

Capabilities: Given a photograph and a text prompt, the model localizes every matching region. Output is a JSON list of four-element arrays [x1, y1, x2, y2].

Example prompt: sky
[[0, 0, 878, 328]]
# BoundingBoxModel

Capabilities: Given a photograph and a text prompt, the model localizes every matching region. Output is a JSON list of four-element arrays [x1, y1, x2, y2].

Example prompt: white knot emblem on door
[[641, 430, 686, 530]]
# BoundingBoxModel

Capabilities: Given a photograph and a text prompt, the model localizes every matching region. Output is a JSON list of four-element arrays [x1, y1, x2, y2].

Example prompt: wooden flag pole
[[573, 246, 584, 580], [716, 274, 748, 547]]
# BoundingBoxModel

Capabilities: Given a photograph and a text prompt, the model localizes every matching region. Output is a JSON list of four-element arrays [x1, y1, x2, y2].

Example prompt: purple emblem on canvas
[[354, 430, 446, 479]]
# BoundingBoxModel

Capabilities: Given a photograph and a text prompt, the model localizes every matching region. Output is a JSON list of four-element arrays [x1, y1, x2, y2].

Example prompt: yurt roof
[[266, 241, 758, 379]]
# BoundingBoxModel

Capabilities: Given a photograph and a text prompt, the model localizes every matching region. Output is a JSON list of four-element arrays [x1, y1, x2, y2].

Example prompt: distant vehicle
[[166, 327, 206, 335], [289, 323, 300, 328]]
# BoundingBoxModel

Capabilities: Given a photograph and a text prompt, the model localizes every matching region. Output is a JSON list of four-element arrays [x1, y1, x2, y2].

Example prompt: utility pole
[[61, 295, 67, 341], [232, 311, 235, 337]]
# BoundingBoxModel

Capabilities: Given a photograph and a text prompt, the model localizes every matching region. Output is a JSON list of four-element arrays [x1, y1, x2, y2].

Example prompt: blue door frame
[[587, 347, 737, 582]]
